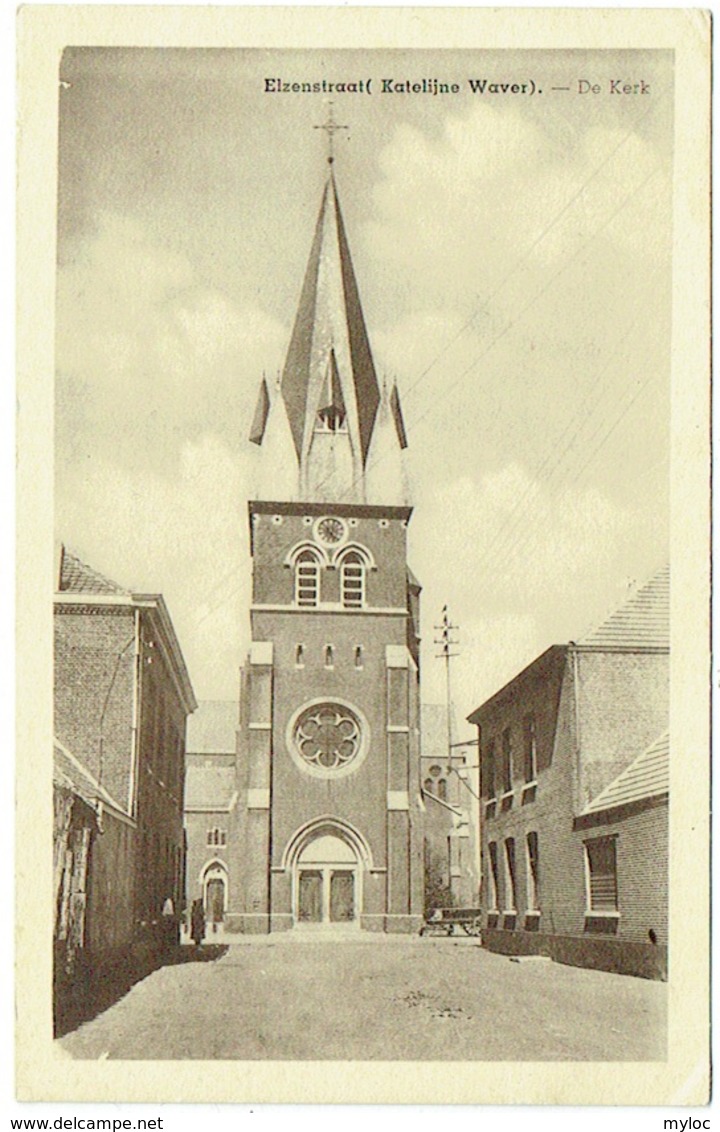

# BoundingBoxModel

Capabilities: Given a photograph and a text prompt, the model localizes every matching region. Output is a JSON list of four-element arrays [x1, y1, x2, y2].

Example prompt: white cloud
[[412, 460, 665, 718], [53, 104, 670, 710], [56, 212, 287, 472], [56, 434, 254, 700], [363, 102, 671, 329]]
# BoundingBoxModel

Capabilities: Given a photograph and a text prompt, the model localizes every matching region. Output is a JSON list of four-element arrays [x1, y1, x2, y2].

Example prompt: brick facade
[[54, 552, 196, 967], [54, 606, 137, 813], [471, 641, 668, 979], [228, 503, 424, 934]]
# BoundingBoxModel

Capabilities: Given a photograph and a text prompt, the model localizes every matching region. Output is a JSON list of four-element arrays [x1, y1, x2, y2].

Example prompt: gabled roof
[[58, 546, 128, 595], [579, 564, 669, 649], [56, 546, 197, 716], [186, 701, 238, 755], [184, 763, 236, 812], [53, 738, 130, 818], [467, 645, 567, 724], [581, 731, 669, 815], [281, 174, 380, 467]]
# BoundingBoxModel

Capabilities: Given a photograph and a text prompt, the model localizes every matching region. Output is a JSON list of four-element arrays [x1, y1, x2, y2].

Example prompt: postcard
[[16, 5, 710, 1106]]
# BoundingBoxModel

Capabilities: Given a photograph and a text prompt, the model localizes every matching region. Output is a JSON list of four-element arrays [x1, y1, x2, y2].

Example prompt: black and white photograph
[[15, 6, 710, 1107]]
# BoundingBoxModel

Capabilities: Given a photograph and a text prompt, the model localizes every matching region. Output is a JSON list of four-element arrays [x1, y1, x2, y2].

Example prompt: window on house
[[354, 645, 363, 668], [295, 644, 305, 667], [157, 698, 167, 782], [502, 728, 513, 793], [523, 715, 538, 783], [485, 740, 496, 799], [437, 778, 448, 802], [295, 551, 320, 607], [163, 721, 176, 789], [207, 828, 227, 848], [340, 552, 365, 608], [146, 682, 157, 753], [488, 841, 500, 910], [526, 832, 540, 910], [585, 837, 618, 911], [324, 644, 334, 668], [423, 777, 433, 794], [504, 837, 517, 910]]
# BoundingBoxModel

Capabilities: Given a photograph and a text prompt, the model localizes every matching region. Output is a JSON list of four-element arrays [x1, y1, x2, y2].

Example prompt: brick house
[[468, 565, 669, 978], [184, 700, 239, 935], [54, 546, 197, 969]]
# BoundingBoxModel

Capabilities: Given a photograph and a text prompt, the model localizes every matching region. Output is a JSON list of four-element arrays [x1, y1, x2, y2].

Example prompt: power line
[[311, 105, 665, 502], [205, 114, 667, 624], [480, 366, 660, 592], [401, 93, 663, 405], [470, 314, 643, 578]]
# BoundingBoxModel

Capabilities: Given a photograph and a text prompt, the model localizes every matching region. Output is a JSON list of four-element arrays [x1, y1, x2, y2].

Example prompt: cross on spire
[[313, 102, 348, 165]]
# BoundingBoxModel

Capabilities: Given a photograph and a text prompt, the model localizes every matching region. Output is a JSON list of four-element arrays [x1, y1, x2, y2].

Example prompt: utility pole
[[434, 605, 459, 775]]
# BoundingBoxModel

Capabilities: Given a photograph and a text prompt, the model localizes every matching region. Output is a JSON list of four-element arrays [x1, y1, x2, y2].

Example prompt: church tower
[[232, 135, 423, 934]]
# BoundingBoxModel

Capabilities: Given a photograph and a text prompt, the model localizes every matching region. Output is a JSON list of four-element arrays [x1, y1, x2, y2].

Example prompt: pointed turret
[[365, 380, 411, 505], [252, 171, 386, 501], [250, 161, 411, 504], [253, 376, 299, 501]]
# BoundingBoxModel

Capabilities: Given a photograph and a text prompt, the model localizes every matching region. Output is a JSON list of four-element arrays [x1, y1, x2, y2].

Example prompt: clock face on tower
[[314, 516, 346, 547]]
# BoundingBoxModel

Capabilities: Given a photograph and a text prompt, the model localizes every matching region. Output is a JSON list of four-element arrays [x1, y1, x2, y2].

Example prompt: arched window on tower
[[340, 551, 365, 609], [295, 550, 320, 607]]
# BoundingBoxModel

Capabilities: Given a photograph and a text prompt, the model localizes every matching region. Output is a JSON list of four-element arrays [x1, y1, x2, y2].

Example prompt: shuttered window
[[296, 551, 320, 607], [523, 715, 538, 782], [501, 728, 513, 793], [341, 552, 365, 608], [526, 832, 540, 910], [488, 841, 500, 910], [504, 837, 517, 910], [485, 739, 496, 799], [585, 837, 618, 911]]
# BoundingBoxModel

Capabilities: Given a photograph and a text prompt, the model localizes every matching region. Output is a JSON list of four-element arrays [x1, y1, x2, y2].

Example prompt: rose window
[[294, 704, 362, 772]]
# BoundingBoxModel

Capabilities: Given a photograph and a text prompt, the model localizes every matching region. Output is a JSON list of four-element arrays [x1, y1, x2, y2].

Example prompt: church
[[188, 141, 425, 934]]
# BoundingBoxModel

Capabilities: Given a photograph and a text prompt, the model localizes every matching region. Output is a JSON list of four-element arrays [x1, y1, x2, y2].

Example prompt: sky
[[55, 47, 674, 725]]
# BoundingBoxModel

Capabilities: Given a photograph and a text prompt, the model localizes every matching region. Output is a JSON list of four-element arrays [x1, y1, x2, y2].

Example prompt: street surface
[[59, 936, 666, 1061]]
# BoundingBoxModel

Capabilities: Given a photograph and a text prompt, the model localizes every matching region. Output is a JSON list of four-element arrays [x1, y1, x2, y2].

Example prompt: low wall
[[483, 928, 667, 981]]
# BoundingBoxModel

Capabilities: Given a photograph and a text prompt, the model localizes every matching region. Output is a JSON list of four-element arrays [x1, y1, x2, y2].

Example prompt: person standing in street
[[161, 896, 177, 953], [190, 898, 205, 948]]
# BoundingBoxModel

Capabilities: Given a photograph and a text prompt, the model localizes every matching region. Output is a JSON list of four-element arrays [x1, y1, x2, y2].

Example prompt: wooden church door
[[298, 870, 323, 922], [329, 870, 354, 922], [206, 878, 225, 923]]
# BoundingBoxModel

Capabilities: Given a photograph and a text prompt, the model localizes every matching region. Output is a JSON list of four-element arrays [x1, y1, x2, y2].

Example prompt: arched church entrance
[[294, 833, 359, 927], [202, 861, 228, 926]]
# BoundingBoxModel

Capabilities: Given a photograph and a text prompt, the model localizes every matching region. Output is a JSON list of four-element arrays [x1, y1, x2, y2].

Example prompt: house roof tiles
[[58, 546, 129, 595], [184, 764, 236, 811], [579, 564, 669, 649], [582, 731, 669, 815]]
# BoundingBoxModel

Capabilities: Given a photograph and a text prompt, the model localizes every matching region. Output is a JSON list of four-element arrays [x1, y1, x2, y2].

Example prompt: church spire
[[250, 132, 410, 504], [282, 169, 382, 501]]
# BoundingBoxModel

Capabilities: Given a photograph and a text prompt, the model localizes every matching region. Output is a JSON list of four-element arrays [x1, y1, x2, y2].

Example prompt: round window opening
[[288, 700, 369, 779]]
